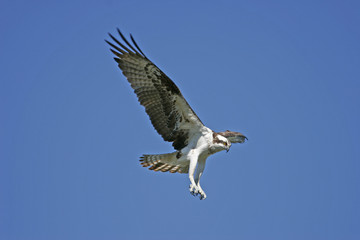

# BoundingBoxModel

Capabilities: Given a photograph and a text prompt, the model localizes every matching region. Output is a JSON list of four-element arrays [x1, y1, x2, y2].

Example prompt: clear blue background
[[1, 0, 359, 239]]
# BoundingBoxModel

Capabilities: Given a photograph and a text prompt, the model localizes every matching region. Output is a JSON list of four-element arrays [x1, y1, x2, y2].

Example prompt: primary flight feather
[[106, 29, 247, 200]]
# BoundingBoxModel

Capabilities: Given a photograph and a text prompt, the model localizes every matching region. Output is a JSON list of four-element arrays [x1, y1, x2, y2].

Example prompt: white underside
[[174, 126, 226, 200]]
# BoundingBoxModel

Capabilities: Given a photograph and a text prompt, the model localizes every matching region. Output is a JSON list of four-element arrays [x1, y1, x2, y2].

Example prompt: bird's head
[[212, 132, 232, 153]]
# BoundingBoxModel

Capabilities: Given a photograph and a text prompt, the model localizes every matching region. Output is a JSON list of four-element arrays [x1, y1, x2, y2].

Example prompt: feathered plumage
[[106, 29, 247, 200]]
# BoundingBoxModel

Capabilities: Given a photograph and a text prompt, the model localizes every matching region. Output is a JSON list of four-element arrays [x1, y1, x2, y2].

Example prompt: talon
[[197, 187, 207, 200], [189, 183, 200, 196]]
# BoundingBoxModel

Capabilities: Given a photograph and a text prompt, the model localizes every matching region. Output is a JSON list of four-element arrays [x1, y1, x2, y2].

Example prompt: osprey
[[106, 29, 247, 200]]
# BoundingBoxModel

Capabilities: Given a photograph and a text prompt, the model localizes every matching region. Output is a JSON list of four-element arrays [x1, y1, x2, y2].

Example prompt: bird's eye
[[223, 142, 227, 146]]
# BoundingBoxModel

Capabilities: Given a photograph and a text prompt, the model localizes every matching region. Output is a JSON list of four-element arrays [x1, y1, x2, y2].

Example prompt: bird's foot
[[198, 186, 207, 200], [189, 183, 200, 196], [189, 184, 207, 200]]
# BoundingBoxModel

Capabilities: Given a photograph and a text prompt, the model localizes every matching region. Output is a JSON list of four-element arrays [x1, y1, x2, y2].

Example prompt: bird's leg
[[194, 158, 207, 200], [188, 152, 200, 196]]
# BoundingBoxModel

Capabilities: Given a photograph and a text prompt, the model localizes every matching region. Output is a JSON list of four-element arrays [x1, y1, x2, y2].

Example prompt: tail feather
[[140, 152, 189, 174]]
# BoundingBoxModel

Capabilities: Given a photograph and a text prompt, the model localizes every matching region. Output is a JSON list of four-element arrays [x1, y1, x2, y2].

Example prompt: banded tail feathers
[[140, 152, 189, 173]]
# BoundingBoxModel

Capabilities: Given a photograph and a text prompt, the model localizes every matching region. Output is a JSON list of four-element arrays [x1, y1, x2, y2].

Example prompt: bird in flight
[[106, 29, 247, 200]]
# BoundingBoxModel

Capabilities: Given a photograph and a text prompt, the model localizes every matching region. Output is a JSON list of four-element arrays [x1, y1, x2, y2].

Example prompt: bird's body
[[106, 29, 247, 200]]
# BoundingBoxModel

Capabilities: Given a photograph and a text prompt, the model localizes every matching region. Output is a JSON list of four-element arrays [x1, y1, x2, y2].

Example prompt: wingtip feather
[[130, 34, 147, 58]]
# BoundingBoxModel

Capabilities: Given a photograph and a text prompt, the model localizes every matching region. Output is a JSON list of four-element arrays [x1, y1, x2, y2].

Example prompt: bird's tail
[[140, 152, 189, 174]]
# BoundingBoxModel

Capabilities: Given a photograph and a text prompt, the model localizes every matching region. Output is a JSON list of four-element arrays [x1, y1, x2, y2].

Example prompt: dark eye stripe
[[213, 138, 228, 146]]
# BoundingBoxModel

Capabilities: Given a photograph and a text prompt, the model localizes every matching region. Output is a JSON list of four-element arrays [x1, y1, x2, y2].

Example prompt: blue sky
[[1, 0, 360, 239]]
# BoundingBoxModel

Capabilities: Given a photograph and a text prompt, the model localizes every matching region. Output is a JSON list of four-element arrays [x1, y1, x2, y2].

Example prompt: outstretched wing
[[106, 29, 204, 150], [218, 130, 248, 143]]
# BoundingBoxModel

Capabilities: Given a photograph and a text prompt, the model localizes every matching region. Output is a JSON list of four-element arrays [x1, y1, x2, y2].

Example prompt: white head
[[212, 132, 231, 153]]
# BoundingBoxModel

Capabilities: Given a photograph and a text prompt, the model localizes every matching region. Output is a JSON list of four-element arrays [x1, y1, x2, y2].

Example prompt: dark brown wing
[[218, 130, 248, 143], [106, 29, 204, 150]]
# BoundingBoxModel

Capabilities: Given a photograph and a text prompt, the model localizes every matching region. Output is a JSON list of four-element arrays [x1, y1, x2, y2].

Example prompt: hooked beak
[[226, 146, 230, 153]]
